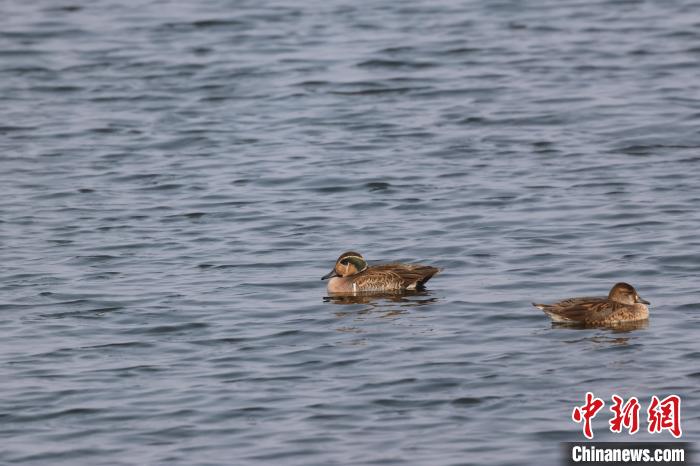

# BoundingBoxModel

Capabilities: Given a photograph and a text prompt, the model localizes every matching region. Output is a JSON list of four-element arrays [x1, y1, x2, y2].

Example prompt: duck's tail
[[533, 303, 572, 322], [410, 266, 440, 290]]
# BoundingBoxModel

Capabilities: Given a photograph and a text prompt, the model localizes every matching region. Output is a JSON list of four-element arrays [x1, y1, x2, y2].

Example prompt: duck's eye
[[340, 259, 349, 266]]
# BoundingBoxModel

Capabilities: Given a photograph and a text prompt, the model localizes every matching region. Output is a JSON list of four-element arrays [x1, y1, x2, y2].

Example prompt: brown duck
[[533, 282, 650, 325], [322, 251, 440, 293]]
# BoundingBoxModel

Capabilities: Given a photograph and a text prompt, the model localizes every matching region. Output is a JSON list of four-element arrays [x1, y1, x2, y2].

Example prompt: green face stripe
[[344, 256, 367, 272]]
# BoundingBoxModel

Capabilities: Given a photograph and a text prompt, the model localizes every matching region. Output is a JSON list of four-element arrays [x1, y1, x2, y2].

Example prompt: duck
[[321, 251, 440, 294], [533, 282, 650, 325]]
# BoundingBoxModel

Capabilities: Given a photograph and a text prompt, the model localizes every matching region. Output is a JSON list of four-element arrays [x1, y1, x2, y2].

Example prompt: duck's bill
[[321, 269, 338, 280], [637, 297, 650, 305]]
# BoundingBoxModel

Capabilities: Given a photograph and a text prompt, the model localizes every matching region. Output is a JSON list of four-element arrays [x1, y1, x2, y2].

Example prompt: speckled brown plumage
[[347, 264, 439, 292], [533, 283, 650, 325], [322, 252, 440, 293]]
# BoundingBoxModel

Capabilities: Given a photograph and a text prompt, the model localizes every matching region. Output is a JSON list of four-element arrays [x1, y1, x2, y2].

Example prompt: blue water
[[1, 1, 699, 464]]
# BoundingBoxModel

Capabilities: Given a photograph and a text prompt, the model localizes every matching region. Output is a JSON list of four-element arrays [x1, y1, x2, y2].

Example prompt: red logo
[[609, 395, 640, 434], [572, 393, 682, 439], [572, 392, 605, 439], [647, 395, 682, 438]]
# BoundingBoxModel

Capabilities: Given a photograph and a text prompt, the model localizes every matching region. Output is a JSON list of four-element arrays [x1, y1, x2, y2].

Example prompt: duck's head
[[609, 282, 650, 305], [321, 251, 368, 280]]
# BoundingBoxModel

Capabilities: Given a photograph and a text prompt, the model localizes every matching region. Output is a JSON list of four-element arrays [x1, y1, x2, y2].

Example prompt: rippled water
[[2, 0, 700, 464]]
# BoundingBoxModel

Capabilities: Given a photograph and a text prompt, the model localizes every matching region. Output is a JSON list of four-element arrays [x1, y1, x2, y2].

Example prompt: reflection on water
[[324, 290, 438, 306], [325, 291, 439, 331], [552, 319, 649, 333], [556, 320, 649, 347], [562, 334, 635, 347]]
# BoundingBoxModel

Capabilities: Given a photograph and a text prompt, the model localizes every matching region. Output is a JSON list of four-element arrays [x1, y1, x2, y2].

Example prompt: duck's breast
[[326, 277, 354, 293]]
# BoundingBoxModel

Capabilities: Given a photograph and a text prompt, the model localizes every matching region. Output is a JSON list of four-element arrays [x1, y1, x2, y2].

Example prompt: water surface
[[1, 0, 700, 464]]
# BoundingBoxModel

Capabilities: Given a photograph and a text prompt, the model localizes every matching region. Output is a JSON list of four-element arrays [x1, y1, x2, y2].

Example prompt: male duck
[[533, 282, 650, 325], [322, 251, 440, 293]]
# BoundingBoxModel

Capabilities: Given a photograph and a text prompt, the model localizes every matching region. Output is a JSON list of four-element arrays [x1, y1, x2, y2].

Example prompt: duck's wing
[[355, 264, 440, 291], [533, 296, 602, 310], [533, 296, 615, 322]]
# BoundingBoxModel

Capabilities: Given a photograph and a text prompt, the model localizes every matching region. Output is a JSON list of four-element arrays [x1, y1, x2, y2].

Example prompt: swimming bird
[[321, 251, 440, 293], [533, 282, 650, 325]]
